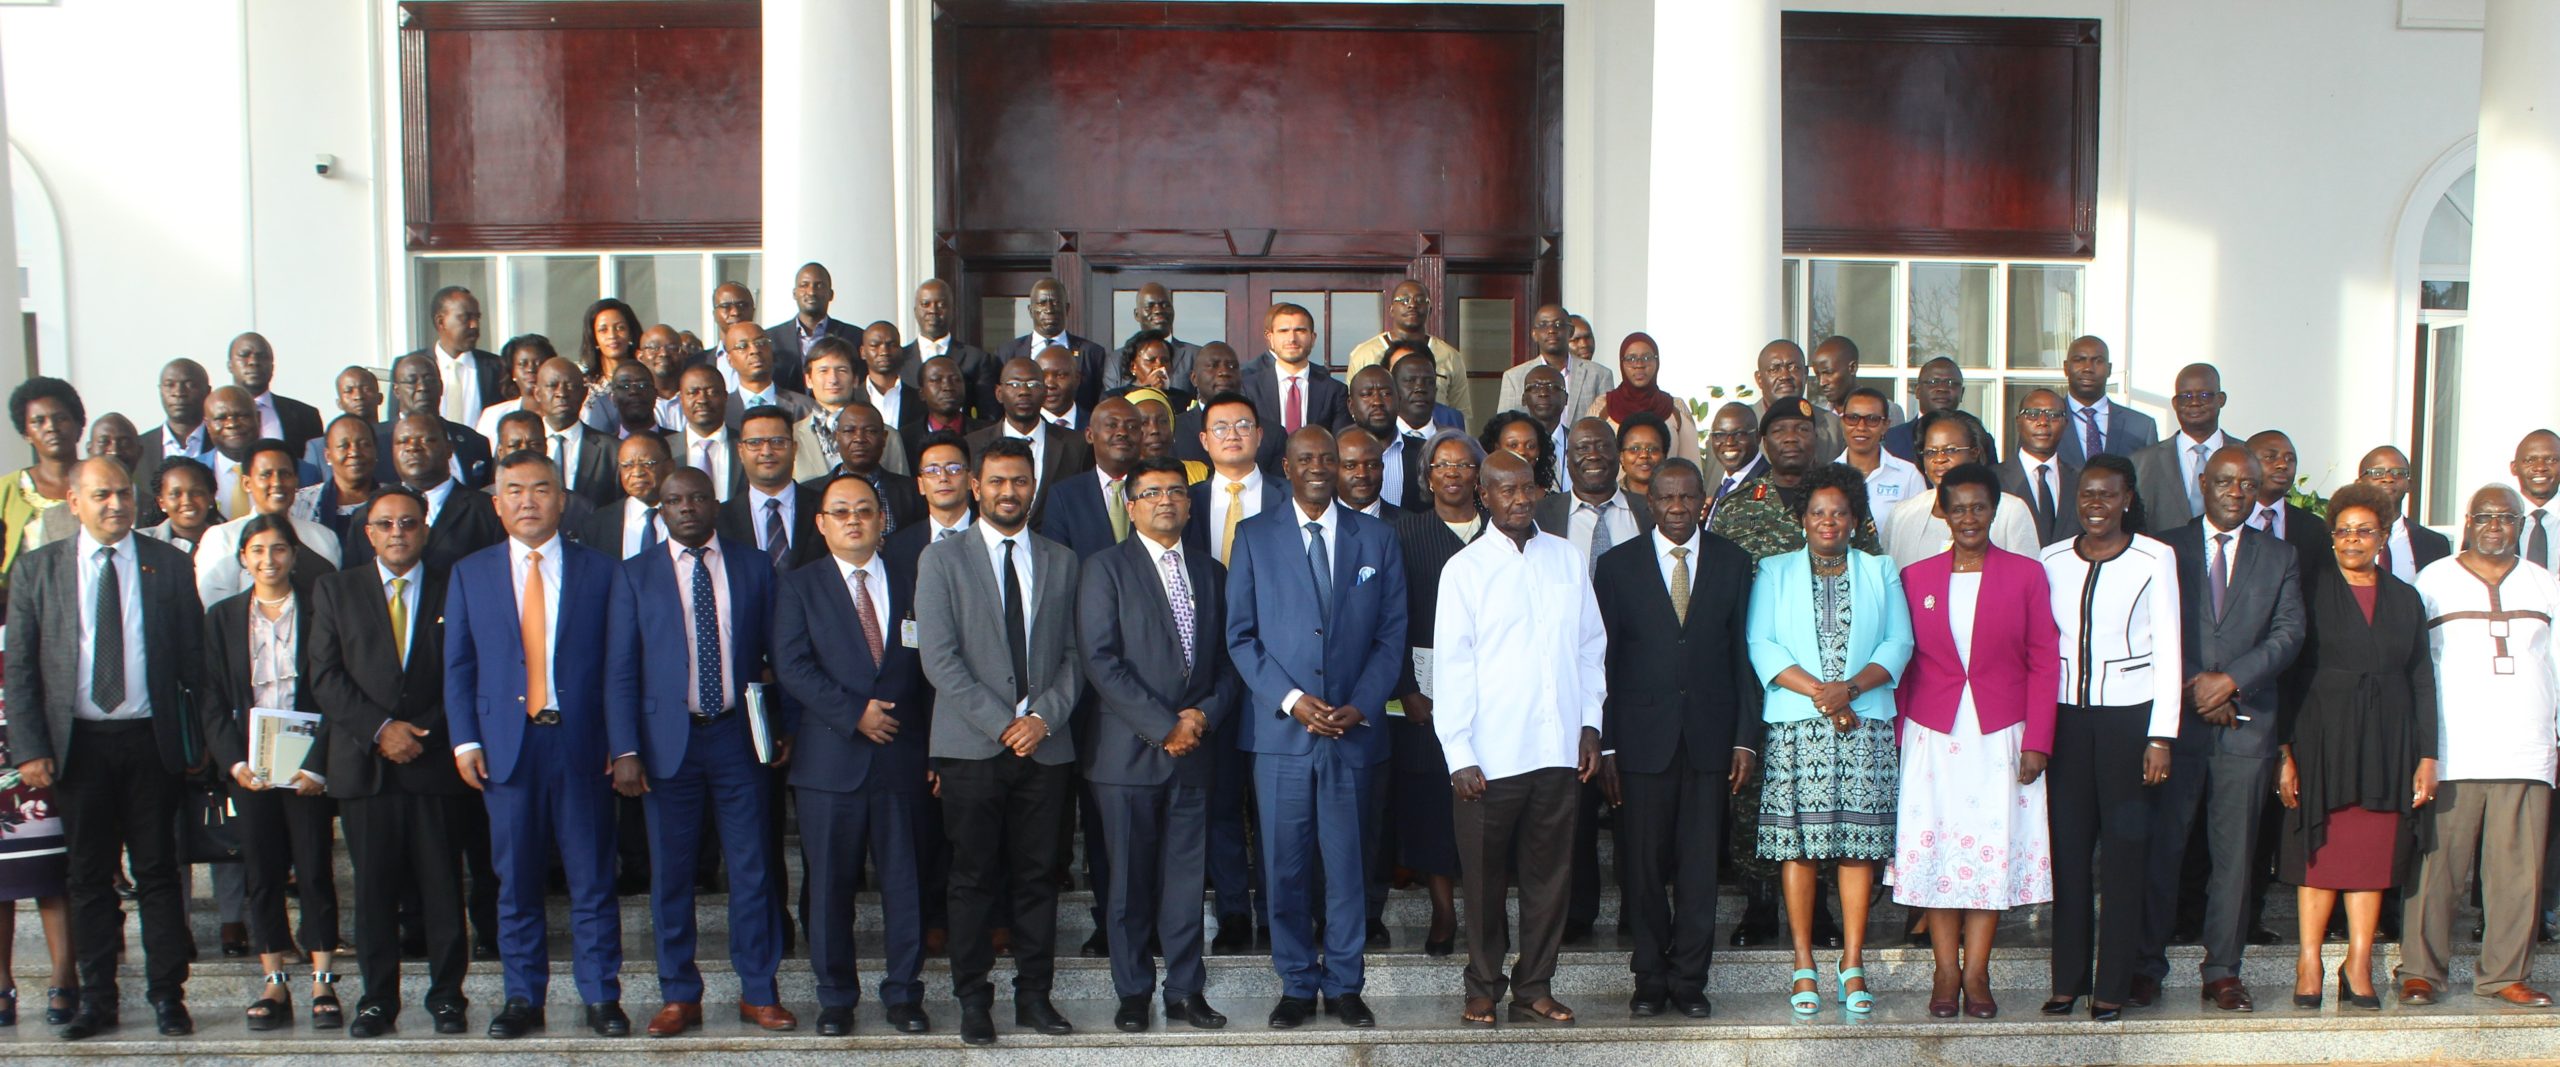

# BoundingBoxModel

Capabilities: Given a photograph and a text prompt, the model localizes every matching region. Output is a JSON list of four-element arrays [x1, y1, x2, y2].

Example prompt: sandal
[[1506, 998, 1575, 1025], [1460, 995, 1497, 1027], [45, 987, 76, 1027], [1839, 966, 1875, 1015], [1790, 968, 1823, 1015], [245, 972, 292, 1031], [310, 972, 343, 1030]]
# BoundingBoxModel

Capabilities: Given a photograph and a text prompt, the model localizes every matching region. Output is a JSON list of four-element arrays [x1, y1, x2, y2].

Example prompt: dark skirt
[[1388, 716, 1458, 878], [2300, 806, 2399, 891], [0, 779, 68, 902]]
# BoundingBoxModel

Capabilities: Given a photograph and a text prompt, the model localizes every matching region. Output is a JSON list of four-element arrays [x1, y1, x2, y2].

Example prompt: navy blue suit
[[1186, 474, 1289, 924], [773, 550, 934, 1009], [443, 535, 635, 1005], [2055, 400, 2161, 467], [607, 535, 787, 1006], [1224, 503, 1407, 998], [1038, 469, 1123, 560]]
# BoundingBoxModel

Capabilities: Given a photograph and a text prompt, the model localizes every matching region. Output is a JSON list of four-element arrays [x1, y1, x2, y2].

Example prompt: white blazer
[[2039, 533, 2183, 738]]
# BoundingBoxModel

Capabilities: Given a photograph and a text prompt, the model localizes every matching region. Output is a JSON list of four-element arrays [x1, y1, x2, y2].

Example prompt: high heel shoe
[[1837, 966, 1874, 1015], [2040, 995, 2079, 1015], [45, 987, 76, 1026], [1789, 969, 1822, 1016], [1963, 989, 1998, 1019], [2337, 963, 2381, 1011]]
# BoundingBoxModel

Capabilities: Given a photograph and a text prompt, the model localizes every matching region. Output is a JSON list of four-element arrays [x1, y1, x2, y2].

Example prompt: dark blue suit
[[1224, 503, 1407, 998], [1038, 469, 1122, 560], [607, 536, 787, 1006], [1187, 474, 1290, 925], [2055, 400, 2161, 467], [772, 550, 934, 1010], [443, 535, 634, 1005], [1078, 535, 1239, 1001]]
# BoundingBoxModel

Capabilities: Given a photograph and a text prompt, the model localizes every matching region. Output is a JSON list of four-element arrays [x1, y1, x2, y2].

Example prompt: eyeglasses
[[1206, 419, 1259, 439], [2471, 513, 2525, 527], [2362, 466, 2411, 480], [1390, 294, 1426, 307], [714, 299, 752, 313], [2174, 391, 2222, 403], [1916, 376, 1962, 389], [1839, 414, 1887, 428], [1000, 378, 1042, 390], [1129, 485, 1181, 503], [1427, 460, 1480, 473], [918, 462, 969, 478], [2017, 407, 2064, 421], [819, 507, 879, 522], [2332, 525, 2383, 540], [1620, 443, 1665, 458], [618, 458, 666, 471], [738, 436, 792, 451], [729, 338, 775, 354], [1522, 381, 1563, 394], [1916, 447, 1975, 461], [366, 516, 424, 531]]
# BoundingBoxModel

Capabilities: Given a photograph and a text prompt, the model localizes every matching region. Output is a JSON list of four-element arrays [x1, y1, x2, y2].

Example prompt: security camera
[[314, 153, 336, 178]]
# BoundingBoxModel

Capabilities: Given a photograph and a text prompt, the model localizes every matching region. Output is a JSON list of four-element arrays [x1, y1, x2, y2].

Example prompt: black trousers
[[230, 785, 340, 956], [2048, 702, 2154, 1003], [1566, 778, 1612, 929], [59, 720, 190, 1006], [446, 795, 501, 948], [343, 790, 468, 1013], [1619, 745, 1729, 996], [938, 753, 1070, 1006]]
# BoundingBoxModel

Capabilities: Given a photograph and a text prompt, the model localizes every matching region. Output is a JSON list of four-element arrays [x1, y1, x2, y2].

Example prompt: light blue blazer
[[1746, 547, 1914, 724]]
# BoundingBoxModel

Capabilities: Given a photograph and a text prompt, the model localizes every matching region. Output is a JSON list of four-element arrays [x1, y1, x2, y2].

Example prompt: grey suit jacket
[[1999, 454, 2082, 546], [4, 534, 206, 775], [1532, 490, 1656, 557], [915, 526, 1083, 764], [1076, 534, 1238, 787], [2163, 520, 2305, 759], [2132, 435, 2200, 535]]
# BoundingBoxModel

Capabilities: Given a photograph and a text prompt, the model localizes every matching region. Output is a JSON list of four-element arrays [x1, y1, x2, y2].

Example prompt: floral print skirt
[[1757, 716, 1898, 863], [1885, 708, 2054, 910]]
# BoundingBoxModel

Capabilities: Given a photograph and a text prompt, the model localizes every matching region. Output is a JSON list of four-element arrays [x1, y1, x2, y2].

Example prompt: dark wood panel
[[937, 0, 1555, 32], [1780, 12, 2099, 258], [400, 1, 759, 251]]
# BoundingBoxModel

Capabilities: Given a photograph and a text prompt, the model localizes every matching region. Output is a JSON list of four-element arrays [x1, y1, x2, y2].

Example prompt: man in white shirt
[[2400, 486, 2560, 1007], [424, 287, 493, 429], [2512, 430, 2558, 571], [1435, 449, 1606, 1027], [2131, 362, 2233, 534], [1192, 394, 1274, 567], [2356, 445, 2451, 581], [581, 431, 670, 560], [720, 321, 816, 434], [675, 365, 735, 503], [1838, 388, 1925, 525], [2002, 387, 2081, 546]]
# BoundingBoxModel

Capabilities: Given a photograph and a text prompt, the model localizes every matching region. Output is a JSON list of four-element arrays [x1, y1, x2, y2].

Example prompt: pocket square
[[1357, 565, 1377, 585]]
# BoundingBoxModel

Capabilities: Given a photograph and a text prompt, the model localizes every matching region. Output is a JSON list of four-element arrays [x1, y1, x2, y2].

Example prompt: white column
[[2458, 0, 2560, 499], [1641, 0, 1780, 401], [763, 0, 898, 323], [0, 32, 25, 473]]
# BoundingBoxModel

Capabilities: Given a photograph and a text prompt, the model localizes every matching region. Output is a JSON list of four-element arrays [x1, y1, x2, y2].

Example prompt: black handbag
[[179, 785, 242, 865]]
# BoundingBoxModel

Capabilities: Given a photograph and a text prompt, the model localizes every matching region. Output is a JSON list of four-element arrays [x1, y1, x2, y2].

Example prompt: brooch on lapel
[[1923, 594, 1936, 610], [139, 564, 155, 576]]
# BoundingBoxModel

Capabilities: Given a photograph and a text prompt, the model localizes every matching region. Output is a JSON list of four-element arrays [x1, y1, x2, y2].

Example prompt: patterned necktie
[[2256, 505, 2279, 536], [2210, 532, 2231, 619], [1001, 538, 1029, 706], [763, 499, 788, 565], [1161, 547, 1196, 671], [2080, 407, 2103, 458], [91, 547, 126, 711], [1220, 482, 1246, 565], [1304, 520, 1331, 620], [1582, 500, 1615, 571], [2531, 509, 2550, 569], [851, 566, 885, 666], [1284, 375, 1303, 435], [1107, 477, 1130, 542], [387, 576, 410, 668], [1668, 545, 1692, 625], [521, 550, 548, 716], [687, 546, 722, 714]]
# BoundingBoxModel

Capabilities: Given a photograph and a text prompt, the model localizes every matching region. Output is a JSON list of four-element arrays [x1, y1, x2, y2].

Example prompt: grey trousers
[[2138, 751, 2273, 983], [2401, 779, 2551, 994]]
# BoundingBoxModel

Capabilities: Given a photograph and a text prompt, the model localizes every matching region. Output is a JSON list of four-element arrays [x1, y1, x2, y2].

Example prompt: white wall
[[246, 0, 384, 384]]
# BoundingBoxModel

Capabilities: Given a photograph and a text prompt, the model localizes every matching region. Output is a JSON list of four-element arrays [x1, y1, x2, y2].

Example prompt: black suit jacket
[[555, 425, 623, 508], [268, 392, 328, 459], [1237, 353, 1348, 473], [198, 589, 323, 780], [771, 551, 931, 795], [1173, 407, 1211, 465], [1593, 531, 1765, 774], [764, 317, 860, 396], [997, 333, 1113, 413], [2399, 518, 2452, 574], [803, 467, 925, 536], [308, 563, 464, 797], [342, 484, 505, 575], [4, 535, 205, 776], [398, 347, 506, 418], [1999, 454, 2082, 546], [1532, 491, 1657, 550], [899, 338, 1002, 422], [881, 513, 970, 574], [2268, 502, 2331, 728], [718, 482, 828, 569], [964, 421, 1094, 526], [1076, 535, 1238, 787], [372, 416, 495, 489], [573, 496, 661, 558]]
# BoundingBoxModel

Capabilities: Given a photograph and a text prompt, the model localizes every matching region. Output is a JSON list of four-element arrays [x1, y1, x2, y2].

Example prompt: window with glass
[[411, 251, 763, 353], [1783, 256, 2088, 447]]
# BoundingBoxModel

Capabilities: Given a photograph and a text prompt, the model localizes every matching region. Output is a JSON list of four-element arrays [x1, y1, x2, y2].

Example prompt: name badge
[[2496, 655, 2517, 676], [902, 619, 921, 648]]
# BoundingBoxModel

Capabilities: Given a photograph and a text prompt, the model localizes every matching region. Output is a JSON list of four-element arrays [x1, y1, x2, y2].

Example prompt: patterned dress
[[1886, 572, 2055, 909], [1757, 568, 1899, 863], [0, 652, 68, 901]]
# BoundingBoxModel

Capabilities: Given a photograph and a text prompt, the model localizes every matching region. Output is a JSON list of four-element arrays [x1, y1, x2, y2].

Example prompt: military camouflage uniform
[[1707, 470, 1882, 883]]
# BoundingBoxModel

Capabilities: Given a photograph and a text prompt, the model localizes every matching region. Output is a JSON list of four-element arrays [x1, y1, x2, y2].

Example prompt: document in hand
[[745, 683, 776, 764], [247, 706, 324, 785]]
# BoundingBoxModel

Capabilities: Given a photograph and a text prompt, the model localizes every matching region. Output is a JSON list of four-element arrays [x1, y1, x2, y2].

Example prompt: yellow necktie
[[1219, 482, 1246, 565], [521, 551, 548, 716], [387, 576, 409, 667], [1669, 546, 1692, 624], [227, 463, 250, 520], [1107, 478, 1130, 542]]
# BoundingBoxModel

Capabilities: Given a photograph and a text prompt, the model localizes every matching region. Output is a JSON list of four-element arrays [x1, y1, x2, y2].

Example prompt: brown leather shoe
[[2491, 983, 2555, 1007], [645, 1002, 701, 1038], [2400, 977, 2439, 1005], [2201, 977, 2254, 1012], [991, 927, 1013, 957], [924, 927, 949, 956], [737, 1002, 799, 1031], [2129, 975, 2159, 1007]]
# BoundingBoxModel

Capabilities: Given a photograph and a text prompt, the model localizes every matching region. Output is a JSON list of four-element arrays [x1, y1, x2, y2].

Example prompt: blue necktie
[[687, 546, 722, 715], [1305, 520, 1331, 621]]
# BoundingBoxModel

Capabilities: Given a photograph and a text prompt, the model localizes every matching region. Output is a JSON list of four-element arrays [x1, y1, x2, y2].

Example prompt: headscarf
[[1600, 331, 1676, 424]]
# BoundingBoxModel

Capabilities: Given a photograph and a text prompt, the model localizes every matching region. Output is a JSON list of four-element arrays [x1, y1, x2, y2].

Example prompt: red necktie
[[1284, 375, 1303, 434]]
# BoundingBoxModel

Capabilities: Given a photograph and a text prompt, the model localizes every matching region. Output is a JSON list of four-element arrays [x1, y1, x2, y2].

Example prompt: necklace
[[1809, 550, 1848, 576], [253, 592, 294, 608]]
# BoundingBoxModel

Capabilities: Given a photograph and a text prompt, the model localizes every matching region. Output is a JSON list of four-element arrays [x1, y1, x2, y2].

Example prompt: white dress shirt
[[619, 497, 665, 559], [1208, 467, 1266, 558], [161, 422, 212, 461], [73, 529, 149, 720], [2249, 500, 2289, 540], [868, 381, 906, 429], [1044, 406, 1079, 431], [682, 429, 732, 503], [1382, 417, 1435, 509], [2521, 497, 2558, 568], [1001, 420, 1051, 491], [926, 514, 973, 544], [653, 394, 686, 433], [1564, 489, 1639, 568], [546, 425, 587, 496], [915, 334, 951, 361], [667, 538, 735, 715], [1277, 365, 1310, 430], [379, 560, 421, 667], [471, 398, 528, 445], [437, 344, 485, 427], [747, 483, 796, 557], [833, 553, 891, 646], [2387, 516, 2422, 583], [252, 390, 284, 442], [1277, 502, 1345, 717], [1432, 530, 1607, 779], [980, 522, 1039, 716], [2174, 429, 2231, 515], [417, 476, 455, 529]]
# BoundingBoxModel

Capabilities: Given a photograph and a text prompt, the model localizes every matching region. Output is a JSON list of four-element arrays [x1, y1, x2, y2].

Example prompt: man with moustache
[[673, 364, 739, 503], [2356, 445, 2452, 581], [1703, 403, 1765, 527], [792, 337, 864, 480], [630, 326, 689, 432], [2131, 363, 2236, 535], [918, 356, 978, 436], [531, 358, 621, 508], [1809, 336, 1902, 429], [966, 356, 1096, 522], [718, 407, 824, 569], [377, 352, 496, 489], [721, 321, 817, 434], [1378, 347, 1466, 510], [2057, 336, 2159, 467], [1039, 347, 1092, 432], [1346, 280, 1469, 427], [203, 385, 321, 526], [343, 414, 505, 575], [863, 323, 929, 476], [808, 401, 924, 534], [1107, 282, 1206, 399], [135, 358, 215, 506], [2514, 430, 2559, 570], [2002, 387, 2082, 546], [1751, 340, 1843, 463], [408, 286, 504, 429], [578, 432, 674, 558], [1336, 427, 1398, 522], [1239, 305, 1349, 474], [1498, 304, 1614, 417], [1883, 357, 1995, 463]]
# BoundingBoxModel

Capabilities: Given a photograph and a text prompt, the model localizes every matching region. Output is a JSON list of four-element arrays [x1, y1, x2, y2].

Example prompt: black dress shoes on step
[[1629, 990, 1667, 1017], [56, 1006, 116, 1041], [959, 1004, 996, 1046], [1164, 994, 1226, 1029], [150, 1000, 192, 1037], [1268, 996, 1316, 1029], [1115, 995, 1150, 1032], [1672, 991, 1714, 1019], [1081, 930, 1110, 958], [585, 1001, 631, 1036], [349, 1005, 396, 1038], [885, 1001, 931, 1033], [430, 1003, 468, 1034], [1211, 917, 1253, 955], [486, 998, 544, 1039], [815, 1007, 855, 1036], [1322, 993, 1375, 1028], [1016, 996, 1072, 1035]]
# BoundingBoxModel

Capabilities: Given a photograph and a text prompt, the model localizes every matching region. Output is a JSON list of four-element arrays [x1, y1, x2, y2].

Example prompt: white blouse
[[2039, 533, 2184, 738]]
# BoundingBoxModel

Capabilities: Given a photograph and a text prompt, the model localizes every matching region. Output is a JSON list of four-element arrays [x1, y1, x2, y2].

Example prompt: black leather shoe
[[1672, 991, 1714, 1019], [486, 998, 544, 1039], [1164, 994, 1226, 1029], [430, 1003, 467, 1034], [2091, 1002, 2123, 1022], [349, 1005, 396, 1038], [1268, 996, 1316, 1029], [2129, 975, 2160, 1008], [1561, 921, 1595, 947], [1323, 993, 1375, 1028], [1730, 889, 1779, 947], [1081, 930, 1109, 958], [2247, 925, 2283, 946], [815, 1007, 854, 1037], [585, 1001, 631, 1036], [56, 1006, 116, 1041], [1629, 991, 1667, 1017], [471, 940, 500, 962], [151, 1000, 192, 1036], [1015, 996, 1072, 1035], [1367, 919, 1392, 948], [959, 1004, 995, 1045], [1115, 995, 1150, 1032], [885, 1001, 930, 1033], [1211, 919, 1252, 954]]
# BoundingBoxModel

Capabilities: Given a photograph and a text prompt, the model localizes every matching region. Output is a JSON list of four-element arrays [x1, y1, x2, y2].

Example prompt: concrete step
[[3, 986, 2558, 1066]]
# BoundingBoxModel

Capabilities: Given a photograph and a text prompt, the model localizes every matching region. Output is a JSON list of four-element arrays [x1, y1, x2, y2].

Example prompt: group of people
[[0, 265, 2553, 1046]]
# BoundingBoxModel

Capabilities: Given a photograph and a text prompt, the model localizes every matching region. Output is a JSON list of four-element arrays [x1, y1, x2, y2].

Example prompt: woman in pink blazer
[[1886, 464, 2060, 1020]]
